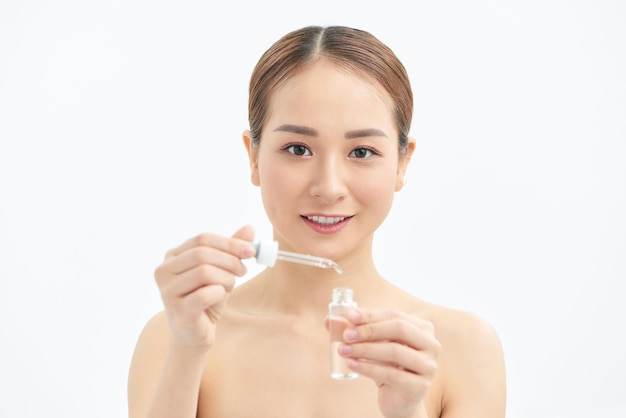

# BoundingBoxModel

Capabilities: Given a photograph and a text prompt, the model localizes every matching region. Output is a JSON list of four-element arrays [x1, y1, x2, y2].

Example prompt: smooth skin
[[127, 59, 506, 418]]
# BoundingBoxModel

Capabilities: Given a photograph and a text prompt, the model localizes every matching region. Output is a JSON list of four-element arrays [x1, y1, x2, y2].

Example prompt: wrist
[[385, 403, 428, 418], [166, 342, 211, 364]]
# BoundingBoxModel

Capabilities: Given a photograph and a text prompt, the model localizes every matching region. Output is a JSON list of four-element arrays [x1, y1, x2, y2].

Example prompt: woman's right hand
[[154, 225, 256, 351]]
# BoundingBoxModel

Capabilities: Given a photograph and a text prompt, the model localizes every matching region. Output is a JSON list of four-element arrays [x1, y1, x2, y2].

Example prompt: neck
[[254, 248, 384, 319]]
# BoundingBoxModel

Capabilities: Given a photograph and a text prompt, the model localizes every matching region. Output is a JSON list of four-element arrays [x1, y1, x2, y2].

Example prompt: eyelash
[[348, 146, 379, 159], [281, 143, 380, 159], [282, 142, 311, 156]]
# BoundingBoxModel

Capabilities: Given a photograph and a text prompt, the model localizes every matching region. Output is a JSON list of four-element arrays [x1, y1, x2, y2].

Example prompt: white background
[[1, 0, 624, 417]]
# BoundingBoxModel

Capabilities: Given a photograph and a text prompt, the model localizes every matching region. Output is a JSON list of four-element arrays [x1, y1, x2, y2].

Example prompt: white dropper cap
[[252, 240, 278, 267]]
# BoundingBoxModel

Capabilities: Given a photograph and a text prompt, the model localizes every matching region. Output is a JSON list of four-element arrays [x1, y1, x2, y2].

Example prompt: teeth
[[307, 215, 346, 225]]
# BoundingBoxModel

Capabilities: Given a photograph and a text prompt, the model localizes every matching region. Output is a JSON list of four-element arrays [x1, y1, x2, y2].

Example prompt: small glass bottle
[[329, 287, 358, 380]]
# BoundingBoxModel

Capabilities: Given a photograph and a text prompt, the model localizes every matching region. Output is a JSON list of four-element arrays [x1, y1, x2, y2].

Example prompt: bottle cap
[[252, 240, 278, 267]]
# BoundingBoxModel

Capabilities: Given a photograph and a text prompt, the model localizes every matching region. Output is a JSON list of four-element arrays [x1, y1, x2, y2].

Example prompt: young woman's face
[[244, 59, 414, 260]]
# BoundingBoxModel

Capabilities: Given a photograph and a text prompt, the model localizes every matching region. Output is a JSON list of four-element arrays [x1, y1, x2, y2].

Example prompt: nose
[[308, 155, 347, 204]]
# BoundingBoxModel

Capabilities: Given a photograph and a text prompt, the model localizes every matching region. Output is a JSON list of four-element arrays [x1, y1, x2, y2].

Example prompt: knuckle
[[197, 264, 214, 280], [382, 308, 397, 319], [391, 318, 414, 344], [382, 364, 397, 382], [154, 264, 169, 285], [153, 265, 163, 282], [419, 358, 438, 380], [354, 342, 369, 357], [432, 338, 442, 356], [190, 247, 210, 264], [360, 324, 374, 340], [222, 275, 237, 292], [200, 284, 225, 306], [356, 309, 370, 323], [193, 233, 214, 247], [421, 319, 435, 333], [428, 358, 439, 376], [394, 319, 409, 338], [389, 343, 402, 362]]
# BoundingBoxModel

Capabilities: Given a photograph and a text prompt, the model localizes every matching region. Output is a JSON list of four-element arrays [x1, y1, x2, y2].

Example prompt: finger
[[160, 264, 237, 298], [165, 229, 255, 260], [347, 308, 428, 328], [339, 341, 435, 376], [347, 357, 432, 395], [162, 246, 248, 277], [345, 310, 437, 351], [169, 284, 227, 321]]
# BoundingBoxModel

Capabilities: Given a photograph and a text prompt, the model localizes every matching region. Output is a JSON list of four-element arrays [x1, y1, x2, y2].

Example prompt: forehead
[[267, 60, 396, 126]]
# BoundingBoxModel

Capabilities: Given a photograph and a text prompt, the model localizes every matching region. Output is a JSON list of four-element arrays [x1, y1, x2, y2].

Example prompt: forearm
[[143, 346, 208, 418]]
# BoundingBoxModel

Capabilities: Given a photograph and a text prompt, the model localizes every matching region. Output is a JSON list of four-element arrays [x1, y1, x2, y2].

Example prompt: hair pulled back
[[248, 26, 413, 153]]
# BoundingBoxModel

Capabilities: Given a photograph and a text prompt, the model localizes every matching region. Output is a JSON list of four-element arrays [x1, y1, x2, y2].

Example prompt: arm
[[127, 226, 256, 418], [128, 312, 209, 418], [439, 312, 506, 418]]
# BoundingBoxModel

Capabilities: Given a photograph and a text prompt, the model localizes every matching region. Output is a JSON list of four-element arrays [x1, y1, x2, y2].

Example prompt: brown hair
[[248, 25, 413, 153]]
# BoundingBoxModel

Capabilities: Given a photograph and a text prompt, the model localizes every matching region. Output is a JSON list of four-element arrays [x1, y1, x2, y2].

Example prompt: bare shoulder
[[376, 284, 505, 371], [418, 301, 507, 418], [129, 311, 171, 375], [128, 311, 170, 414], [131, 310, 170, 354], [395, 291, 504, 376], [424, 302, 502, 353]]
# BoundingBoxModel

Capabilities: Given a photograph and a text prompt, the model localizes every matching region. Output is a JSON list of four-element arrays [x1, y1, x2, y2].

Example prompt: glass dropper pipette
[[252, 240, 343, 274]]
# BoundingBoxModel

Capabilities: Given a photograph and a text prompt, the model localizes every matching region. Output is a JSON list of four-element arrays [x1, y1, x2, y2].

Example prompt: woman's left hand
[[338, 308, 441, 418]]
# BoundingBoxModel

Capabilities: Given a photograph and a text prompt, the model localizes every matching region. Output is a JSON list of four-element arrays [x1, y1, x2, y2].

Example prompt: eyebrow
[[273, 124, 318, 136], [344, 128, 388, 139], [273, 124, 388, 139]]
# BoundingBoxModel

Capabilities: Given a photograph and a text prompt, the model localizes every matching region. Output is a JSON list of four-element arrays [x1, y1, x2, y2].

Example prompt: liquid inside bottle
[[329, 287, 358, 380]]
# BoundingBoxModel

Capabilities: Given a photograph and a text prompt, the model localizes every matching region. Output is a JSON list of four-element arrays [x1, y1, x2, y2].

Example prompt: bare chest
[[197, 318, 382, 418]]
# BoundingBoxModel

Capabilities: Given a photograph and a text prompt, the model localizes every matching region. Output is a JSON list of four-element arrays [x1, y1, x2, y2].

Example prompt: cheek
[[259, 160, 300, 194], [257, 157, 306, 216], [353, 167, 398, 208]]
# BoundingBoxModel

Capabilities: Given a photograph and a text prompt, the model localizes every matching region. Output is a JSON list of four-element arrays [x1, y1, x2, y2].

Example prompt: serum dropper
[[252, 240, 343, 274]]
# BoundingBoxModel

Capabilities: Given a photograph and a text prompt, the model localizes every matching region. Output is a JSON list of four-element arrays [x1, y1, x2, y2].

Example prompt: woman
[[128, 25, 506, 418]]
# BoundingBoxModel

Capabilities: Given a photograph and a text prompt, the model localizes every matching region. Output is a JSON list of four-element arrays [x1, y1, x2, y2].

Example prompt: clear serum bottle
[[329, 287, 358, 380]]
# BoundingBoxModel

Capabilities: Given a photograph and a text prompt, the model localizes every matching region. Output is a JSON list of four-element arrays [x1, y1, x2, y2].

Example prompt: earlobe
[[395, 137, 416, 191], [242, 130, 260, 186], [395, 176, 405, 192]]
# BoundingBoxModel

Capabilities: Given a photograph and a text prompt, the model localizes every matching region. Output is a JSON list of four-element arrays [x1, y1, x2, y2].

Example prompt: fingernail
[[344, 328, 358, 341], [338, 344, 352, 355]]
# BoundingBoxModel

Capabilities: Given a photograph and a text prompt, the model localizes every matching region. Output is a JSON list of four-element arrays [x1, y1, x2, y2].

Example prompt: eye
[[349, 147, 377, 159], [283, 143, 312, 156]]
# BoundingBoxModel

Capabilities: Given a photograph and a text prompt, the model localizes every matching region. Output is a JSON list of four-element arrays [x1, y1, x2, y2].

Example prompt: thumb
[[231, 224, 255, 243]]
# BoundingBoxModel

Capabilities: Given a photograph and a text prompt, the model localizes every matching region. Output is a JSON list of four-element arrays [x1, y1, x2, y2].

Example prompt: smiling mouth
[[302, 215, 352, 225]]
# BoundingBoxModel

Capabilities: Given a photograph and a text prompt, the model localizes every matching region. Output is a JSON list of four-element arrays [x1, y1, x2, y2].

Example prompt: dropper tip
[[317, 258, 343, 275], [330, 263, 343, 275]]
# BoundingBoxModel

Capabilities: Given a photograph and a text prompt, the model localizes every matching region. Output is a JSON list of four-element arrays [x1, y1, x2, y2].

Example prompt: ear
[[242, 130, 260, 186], [395, 137, 416, 192]]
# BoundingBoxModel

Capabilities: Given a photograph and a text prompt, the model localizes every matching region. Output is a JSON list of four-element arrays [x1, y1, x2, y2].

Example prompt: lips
[[304, 215, 347, 225], [301, 214, 353, 234]]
